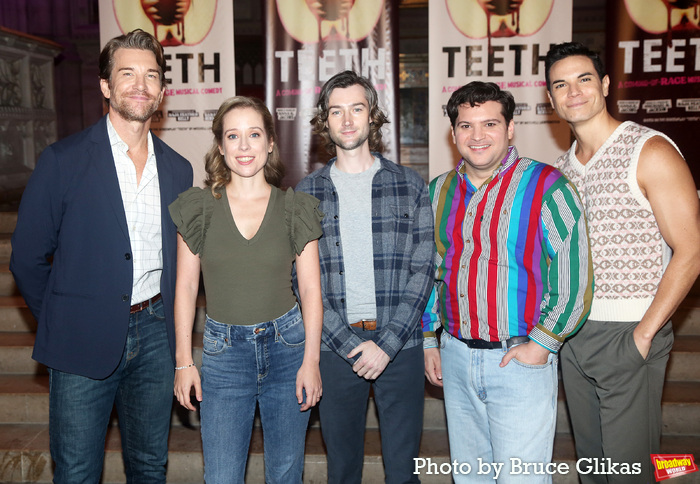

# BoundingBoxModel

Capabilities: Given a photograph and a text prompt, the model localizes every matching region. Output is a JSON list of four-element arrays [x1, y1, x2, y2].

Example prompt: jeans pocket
[[440, 330, 450, 349], [147, 299, 165, 320], [202, 326, 227, 356], [511, 354, 553, 370], [276, 316, 305, 348]]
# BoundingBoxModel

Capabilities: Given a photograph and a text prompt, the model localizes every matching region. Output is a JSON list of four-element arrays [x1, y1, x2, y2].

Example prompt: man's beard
[[329, 128, 370, 152], [110, 92, 160, 123]]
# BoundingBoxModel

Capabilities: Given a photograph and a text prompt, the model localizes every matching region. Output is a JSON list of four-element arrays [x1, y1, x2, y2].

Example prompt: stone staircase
[[0, 210, 699, 483]]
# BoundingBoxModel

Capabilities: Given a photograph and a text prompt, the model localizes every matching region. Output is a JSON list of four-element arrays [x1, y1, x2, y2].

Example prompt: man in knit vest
[[545, 42, 700, 483]]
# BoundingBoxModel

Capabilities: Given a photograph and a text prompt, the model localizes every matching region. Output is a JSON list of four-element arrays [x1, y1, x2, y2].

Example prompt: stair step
[[0, 264, 19, 297], [690, 275, 700, 298], [0, 375, 49, 424], [667, 335, 700, 382], [675, 296, 700, 335], [0, 334, 45, 374], [0, 212, 17, 234], [0, 297, 36, 332], [0, 234, 10, 264]]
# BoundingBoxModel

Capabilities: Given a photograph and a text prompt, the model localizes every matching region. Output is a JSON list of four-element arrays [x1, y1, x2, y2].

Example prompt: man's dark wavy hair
[[446, 81, 515, 128], [544, 42, 606, 92], [99, 29, 167, 102], [310, 70, 389, 155]]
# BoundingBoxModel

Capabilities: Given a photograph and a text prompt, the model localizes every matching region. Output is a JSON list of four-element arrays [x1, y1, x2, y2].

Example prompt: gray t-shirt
[[330, 158, 380, 326]]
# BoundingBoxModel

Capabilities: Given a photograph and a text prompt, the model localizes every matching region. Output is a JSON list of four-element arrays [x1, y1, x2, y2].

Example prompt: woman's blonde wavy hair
[[205, 96, 284, 197]]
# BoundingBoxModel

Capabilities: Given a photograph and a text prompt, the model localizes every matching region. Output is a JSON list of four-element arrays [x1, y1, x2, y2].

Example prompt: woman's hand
[[296, 359, 322, 411], [174, 365, 202, 411]]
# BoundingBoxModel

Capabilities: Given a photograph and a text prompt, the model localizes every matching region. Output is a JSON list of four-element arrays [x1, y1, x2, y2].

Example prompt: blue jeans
[[49, 298, 174, 484], [318, 340, 424, 484], [200, 304, 310, 484], [441, 332, 558, 483]]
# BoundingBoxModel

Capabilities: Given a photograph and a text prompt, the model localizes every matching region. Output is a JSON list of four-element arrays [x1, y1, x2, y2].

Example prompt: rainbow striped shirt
[[422, 146, 593, 352]]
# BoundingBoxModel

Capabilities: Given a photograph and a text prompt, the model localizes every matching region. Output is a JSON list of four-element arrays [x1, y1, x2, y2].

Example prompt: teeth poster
[[428, 0, 572, 179], [99, 0, 236, 185], [265, 0, 399, 187], [606, 0, 700, 186]]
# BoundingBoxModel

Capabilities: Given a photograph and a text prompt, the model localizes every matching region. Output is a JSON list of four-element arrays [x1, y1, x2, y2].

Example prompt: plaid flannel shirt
[[295, 154, 434, 363]]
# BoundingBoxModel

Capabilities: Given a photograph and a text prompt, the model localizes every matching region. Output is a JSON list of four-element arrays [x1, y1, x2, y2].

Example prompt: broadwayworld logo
[[652, 454, 698, 481]]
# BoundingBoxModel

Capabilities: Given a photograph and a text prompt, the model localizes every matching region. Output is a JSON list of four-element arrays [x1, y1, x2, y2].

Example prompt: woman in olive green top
[[168, 96, 323, 484]]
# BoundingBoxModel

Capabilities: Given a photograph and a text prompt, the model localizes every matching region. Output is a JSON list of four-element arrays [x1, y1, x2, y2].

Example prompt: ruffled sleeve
[[284, 187, 324, 256], [168, 187, 215, 255]]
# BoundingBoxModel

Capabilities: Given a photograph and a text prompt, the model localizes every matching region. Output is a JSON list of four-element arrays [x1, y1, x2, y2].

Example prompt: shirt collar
[[106, 115, 155, 159], [455, 145, 519, 183], [321, 152, 396, 180]]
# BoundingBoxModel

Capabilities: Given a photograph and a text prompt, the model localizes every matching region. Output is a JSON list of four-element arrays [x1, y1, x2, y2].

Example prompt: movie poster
[[99, 0, 236, 185], [265, 0, 399, 188], [606, 0, 699, 186], [428, 0, 572, 179]]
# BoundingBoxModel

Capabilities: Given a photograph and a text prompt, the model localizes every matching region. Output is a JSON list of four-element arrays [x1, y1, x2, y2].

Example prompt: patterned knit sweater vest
[[555, 121, 681, 322]]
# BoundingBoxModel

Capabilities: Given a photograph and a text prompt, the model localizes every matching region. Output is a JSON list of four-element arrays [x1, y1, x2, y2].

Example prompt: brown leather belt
[[130, 293, 162, 313], [350, 319, 377, 331]]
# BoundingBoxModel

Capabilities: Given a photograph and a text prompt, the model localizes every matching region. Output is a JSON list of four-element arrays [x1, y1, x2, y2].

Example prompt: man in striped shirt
[[422, 81, 592, 482]]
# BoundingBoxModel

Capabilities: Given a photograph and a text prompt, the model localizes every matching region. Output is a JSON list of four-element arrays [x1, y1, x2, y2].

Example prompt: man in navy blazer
[[10, 29, 193, 483]]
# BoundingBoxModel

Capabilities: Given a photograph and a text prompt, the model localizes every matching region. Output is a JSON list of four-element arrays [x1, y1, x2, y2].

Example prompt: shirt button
[[339, 271, 344, 275], [334, 215, 339, 220], [460, 294, 465, 298], [122, 294, 129, 302], [125, 253, 131, 260], [466, 240, 471, 244], [336, 242, 340, 246]]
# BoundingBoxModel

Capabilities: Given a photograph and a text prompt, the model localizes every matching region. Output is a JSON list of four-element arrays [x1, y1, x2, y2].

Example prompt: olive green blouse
[[169, 186, 323, 325]]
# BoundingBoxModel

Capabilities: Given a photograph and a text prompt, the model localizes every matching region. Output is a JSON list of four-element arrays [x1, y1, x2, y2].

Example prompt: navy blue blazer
[[10, 115, 193, 379]]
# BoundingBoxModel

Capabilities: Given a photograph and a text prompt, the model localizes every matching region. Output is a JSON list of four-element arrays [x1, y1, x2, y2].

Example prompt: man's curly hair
[[310, 70, 389, 155]]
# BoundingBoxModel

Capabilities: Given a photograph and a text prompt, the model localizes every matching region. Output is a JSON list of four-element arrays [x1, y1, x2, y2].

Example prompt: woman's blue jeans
[[200, 304, 310, 484]]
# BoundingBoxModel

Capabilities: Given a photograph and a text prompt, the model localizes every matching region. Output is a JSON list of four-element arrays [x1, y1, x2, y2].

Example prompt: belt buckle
[[504, 336, 529, 349]]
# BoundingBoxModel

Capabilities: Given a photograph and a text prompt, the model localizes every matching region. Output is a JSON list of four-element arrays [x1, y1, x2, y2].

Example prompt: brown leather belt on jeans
[[130, 293, 162, 314], [350, 319, 377, 331]]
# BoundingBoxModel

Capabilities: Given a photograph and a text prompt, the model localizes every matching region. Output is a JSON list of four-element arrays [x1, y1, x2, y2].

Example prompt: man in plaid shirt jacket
[[296, 70, 434, 483]]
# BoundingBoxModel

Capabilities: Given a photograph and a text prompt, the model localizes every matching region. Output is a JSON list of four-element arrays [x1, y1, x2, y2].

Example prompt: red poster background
[[606, 1, 699, 186], [265, 0, 400, 188]]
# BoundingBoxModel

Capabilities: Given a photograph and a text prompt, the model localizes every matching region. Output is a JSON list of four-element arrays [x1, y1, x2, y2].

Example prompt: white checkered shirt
[[107, 117, 162, 304]]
